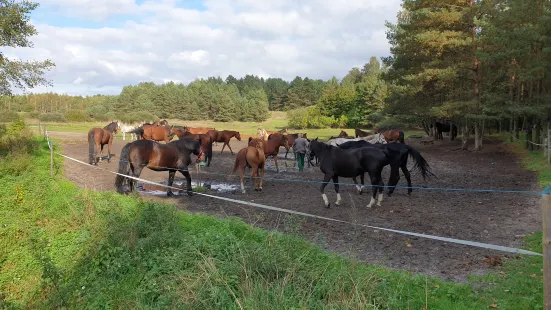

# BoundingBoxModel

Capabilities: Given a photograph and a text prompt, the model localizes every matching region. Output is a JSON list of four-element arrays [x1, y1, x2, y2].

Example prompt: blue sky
[[3, 0, 401, 96]]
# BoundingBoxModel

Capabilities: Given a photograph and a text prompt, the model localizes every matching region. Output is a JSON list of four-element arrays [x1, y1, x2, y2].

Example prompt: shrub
[[118, 111, 158, 124], [65, 110, 88, 122], [38, 113, 67, 123], [0, 119, 39, 157], [0, 110, 21, 123], [287, 106, 339, 129], [375, 117, 406, 131]]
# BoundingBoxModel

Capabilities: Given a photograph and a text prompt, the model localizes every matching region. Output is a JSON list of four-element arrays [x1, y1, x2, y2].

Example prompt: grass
[[0, 132, 544, 309], [505, 132, 551, 186], [25, 111, 426, 141]]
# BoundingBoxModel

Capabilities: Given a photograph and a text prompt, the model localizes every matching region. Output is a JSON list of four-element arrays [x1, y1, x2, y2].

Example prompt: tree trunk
[[536, 119, 542, 150], [449, 121, 454, 141], [462, 118, 469, 150], [474, 120, 482, 151], [526, 117, 533, 150], [515, 116, 520, 139], [510, 118, 514, 142]]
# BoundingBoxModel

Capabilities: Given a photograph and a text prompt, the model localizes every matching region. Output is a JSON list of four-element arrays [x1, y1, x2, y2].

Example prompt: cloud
[[1, 0, 402, 95]]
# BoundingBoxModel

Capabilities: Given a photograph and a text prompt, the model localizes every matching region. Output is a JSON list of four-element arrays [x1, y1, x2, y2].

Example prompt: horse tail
[[88, 131, 95, 164], [405, 145, 436, 180], [232, 152, 241, 174], [399, 131, 405, 144], [114, 143, 132, 193]]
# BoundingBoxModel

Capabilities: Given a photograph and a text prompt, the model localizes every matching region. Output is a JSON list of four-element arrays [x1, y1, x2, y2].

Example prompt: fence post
[[547, 123, 550, 165], [543, 191, 551, 310]]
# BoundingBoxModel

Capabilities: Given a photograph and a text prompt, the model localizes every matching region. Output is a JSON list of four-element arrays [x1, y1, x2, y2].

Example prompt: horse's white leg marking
[[377, 193, 383, 207], [122, 132, 125, 140], [355, 185, 361, 193], [241, 181, 245, 193], [335, 193, 341, 205], [366, 197, 375, 208], [322, 194, 329, 206]]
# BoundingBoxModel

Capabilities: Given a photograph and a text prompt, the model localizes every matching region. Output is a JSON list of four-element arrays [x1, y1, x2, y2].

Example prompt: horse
[[378, 129, 405, 143], [268, 132, 307, 159], [306, 139, 319, 167], [184, 126, 215, 135], [326, 133, 386, 147], [431, 122, 458, 140], [336, 140, 435, 196], [258, 127, 287, 140], [172, 128, 214, 166], [118, 122, 139, 141], [233, 138, 266, 193], [309, 138, 388, 208], [329, 130, 354, 140], [130, 124, 175, 143], [114, 138, 204, 197], [249, 133, 289, 172], [87, 121, 119, 165], [207, 130, 241, 155], [355, 128, 372, 138]]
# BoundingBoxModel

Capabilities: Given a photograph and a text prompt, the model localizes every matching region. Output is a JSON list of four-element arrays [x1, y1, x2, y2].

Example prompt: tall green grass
[[0, 127, 544, 309]]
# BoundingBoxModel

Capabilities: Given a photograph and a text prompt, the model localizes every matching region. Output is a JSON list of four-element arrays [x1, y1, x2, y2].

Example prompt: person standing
[[292, 133, 308, 171]]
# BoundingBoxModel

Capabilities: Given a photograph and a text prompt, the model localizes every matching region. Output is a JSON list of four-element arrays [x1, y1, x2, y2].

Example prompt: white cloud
[[1, 0, 402, 95]]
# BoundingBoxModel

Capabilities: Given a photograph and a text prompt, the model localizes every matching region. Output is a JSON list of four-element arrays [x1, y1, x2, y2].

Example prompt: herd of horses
[[86, 120, 436, 209]]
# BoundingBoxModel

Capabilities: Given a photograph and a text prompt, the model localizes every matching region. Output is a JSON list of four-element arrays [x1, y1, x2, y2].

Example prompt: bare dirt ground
[[54, 131, 541, 282]]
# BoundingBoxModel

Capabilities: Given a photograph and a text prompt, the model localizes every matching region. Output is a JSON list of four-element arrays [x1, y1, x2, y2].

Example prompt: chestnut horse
[[184, 126, 215, 134], [329, 130, 353, 140], [268, 132, 305, 159], [207, 130, 241, 154], [87, 121, 119, 165], [378, 129, 405, 143], [130, 124, 175, 143], [249, 133, 289, 172], [172, 127, 214, 166], [114, 138, 204, 196], [233, 138, 265, 193], [257, 127, 287, 140], [355, 128, 372, 138]]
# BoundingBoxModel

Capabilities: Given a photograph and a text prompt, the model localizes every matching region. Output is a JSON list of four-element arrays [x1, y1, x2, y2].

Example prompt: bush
[[65, 110, 88, 122], [0, 110, 21, 123], [38, 113, 67, 123], [375, 117, 406, 131], [287, 106, 339, 129], [0, 119, 39, 157], [118, 111, 158, 124]]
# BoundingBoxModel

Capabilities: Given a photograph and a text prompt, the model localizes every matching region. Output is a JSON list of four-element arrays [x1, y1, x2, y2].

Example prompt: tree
[[0, 0, 55, 95]]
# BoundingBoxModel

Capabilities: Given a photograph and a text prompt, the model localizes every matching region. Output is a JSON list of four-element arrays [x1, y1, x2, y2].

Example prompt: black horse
[[336, 140, 435, 196], [309, 138, 388, 208], [431, 122, 458, 140], [114, 138, 203, 196]]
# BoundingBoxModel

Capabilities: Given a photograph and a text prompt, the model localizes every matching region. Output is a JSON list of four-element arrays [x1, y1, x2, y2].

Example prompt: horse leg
[[167, 170, 176, 196], [320, 174, 332, 208], [122, 132, 126, 141], [227, 143, 235, 155], [180, 169, 193, 196], [387, 164, 400, 196], [252, 165, 259, 191], [333, 176, 341, 206], [99, 144, 104, 162], [366, 173, 381, 208], [352, 177, 362, 195], [273, 154, 279, 173], [239, 165, 246, 193], [400, 161, 412, 195], [130, 165, 143, 192], [107, 140, 113, 163], [377, 175, 385, 207], [94, 143, 100, 165], [259, 163, 265, 191], [220, 142, 227, 153]]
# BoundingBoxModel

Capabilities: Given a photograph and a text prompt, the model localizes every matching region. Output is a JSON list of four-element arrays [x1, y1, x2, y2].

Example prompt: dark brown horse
[[184, 126, 215, 134], [329, 130, 354, 140], [250, 133, 289, 172], [131, 124, 175, 143], [355, 128, 372, 138], [114, 138, 204, 196], [268, 132, 305, 159], [207, 130, 241, 154], [378, 129, 405, 143], [233, 138, 265, 193], [87, 121, 119, 165], [172, 128, 214, 166]]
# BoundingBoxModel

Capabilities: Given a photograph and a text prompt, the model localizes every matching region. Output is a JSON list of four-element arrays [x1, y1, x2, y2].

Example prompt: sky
[[2, 0, 403, 96]]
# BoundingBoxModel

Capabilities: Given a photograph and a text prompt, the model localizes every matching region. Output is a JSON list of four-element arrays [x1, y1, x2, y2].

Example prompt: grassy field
[[0, 122, 544, 309], [24, 111, 426, 141]]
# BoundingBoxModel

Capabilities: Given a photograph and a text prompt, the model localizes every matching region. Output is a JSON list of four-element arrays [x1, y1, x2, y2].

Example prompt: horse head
[[235, 131, 242, 141]]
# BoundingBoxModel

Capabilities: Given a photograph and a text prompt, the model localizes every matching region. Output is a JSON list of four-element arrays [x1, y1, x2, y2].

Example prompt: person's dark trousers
[[296, 153, 305, 171]]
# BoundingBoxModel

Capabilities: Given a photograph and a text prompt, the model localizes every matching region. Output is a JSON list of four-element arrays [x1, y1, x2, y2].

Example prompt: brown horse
[[233, 138, 265, 193], [378, 129, 405, 143], [355, 128, 372, 138], [268, 132, 305, 159], [131, 124, 175, 143], [207, 130, 241, 154], [184, 126, 215, 134], [87, 121, 119, 165], [329, 130, 354, 140], [250, 133, 289, 172], [114, 138, 204, 196], [172, 128, 214, 166]]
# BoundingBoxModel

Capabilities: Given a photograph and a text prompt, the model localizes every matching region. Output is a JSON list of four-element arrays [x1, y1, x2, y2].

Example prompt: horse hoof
[[325, 203, 330, 208], [187, 192, 193, 197], [167, 192, 174, 197], [242, 190, 246, 194]]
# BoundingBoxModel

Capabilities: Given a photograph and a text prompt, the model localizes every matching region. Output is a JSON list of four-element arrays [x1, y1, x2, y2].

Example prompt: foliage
[[64, 110, 88, 122], [0, 0, 55, 95], [287, 106, 341, 129], [0, 135, 543, 309], [38, 112, 66, 123], [0, 110, 19, 122]]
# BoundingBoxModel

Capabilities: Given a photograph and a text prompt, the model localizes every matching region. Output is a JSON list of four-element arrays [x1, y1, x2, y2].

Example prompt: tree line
[[0, 59, 391, 127], [382, 0, 551, 150]]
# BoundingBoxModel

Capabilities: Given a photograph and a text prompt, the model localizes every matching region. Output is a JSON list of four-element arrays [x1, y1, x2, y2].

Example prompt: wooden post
[[50, 143, 53, 177], [547, 122, 551, 165], [543, 192, 551, 310]]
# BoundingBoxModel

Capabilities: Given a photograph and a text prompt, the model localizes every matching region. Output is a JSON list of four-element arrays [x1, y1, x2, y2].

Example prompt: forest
[[2, 0, 551, 151]]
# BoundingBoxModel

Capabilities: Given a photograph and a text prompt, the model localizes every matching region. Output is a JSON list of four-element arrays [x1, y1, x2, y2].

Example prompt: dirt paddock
[[55, 132, 541, 282]]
